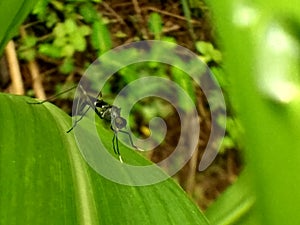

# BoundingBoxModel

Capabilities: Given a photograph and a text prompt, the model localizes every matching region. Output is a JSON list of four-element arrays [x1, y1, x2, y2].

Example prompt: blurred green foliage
[[15, 0, 240, 156], [196, 41, 222, 64], [207, 0, 300, 224], [18, 0, 111, 73], [148, 12, 163, 39], [0, 0, 36, 54]]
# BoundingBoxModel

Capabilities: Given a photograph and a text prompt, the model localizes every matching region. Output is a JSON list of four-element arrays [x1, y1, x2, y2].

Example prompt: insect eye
[[95, 99, 104, 107]]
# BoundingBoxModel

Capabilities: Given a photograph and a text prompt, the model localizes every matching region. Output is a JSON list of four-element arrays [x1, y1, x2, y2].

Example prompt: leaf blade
[[0, 93, 209, 225]]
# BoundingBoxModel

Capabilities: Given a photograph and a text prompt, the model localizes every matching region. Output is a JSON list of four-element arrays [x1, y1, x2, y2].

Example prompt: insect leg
[[67, 105, 91, 133], [112, 131, 123, 163], [67, 92, 102, 133], [112, 132, 118, 155], [118, 130, 140, 150]]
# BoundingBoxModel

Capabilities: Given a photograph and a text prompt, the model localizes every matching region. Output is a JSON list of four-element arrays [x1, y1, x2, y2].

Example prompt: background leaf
[[205, 171, 258, 225], [207, 0, 300, 224], [0, 0, 36, 54]]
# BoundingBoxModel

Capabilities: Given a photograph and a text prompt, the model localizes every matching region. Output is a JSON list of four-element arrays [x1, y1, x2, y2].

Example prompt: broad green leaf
[[0, 93, 209, 225], [0, 0, 36, 54]]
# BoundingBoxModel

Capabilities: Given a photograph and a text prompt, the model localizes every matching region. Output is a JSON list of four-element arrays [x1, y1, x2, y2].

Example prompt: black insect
[[29, 85, 138, 162]]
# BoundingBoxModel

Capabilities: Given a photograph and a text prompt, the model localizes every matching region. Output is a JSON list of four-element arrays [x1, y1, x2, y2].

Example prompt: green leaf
[[46, 11, 59, 28], [71, 32, 87, 52], [18, 35, 38, 61], [0, 0, 36, 54], [64, 18, 78, 34], [148, 12, 163, 39], [207, 1, 300, 224], [39, 43, 62, 58], [196, 41, 214, 55], [78, 25, 91, 36], [59, 57, 74, 74], [171, 67, 197, 111], [32, 0, 50, 19], [205, 171, 258, 225], [196, 41, 222, 64], [21, 35, 38, 48], [91, 19, 112, 54], [79, 2, 99, 23], [50, 0, 64, 11], [53, 23, 67, 38], [0, 93, 209, 225], [18, 48, 36, 61]]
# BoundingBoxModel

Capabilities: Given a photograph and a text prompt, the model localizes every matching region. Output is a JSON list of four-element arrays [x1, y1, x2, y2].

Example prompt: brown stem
[[5, 40, 24, 95]]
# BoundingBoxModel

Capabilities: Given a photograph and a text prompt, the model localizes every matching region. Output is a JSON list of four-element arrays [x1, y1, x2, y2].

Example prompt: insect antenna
[[28, 85, 78, 104]]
